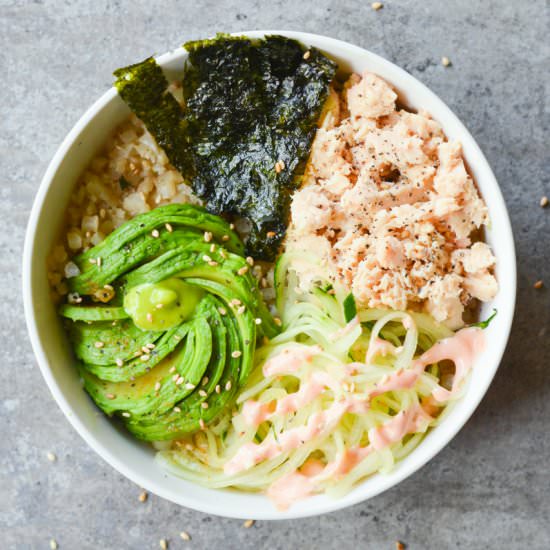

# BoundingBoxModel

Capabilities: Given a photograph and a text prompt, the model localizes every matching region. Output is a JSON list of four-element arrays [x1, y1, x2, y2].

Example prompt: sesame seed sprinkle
[[243, 519, 255, 528], [50, 539, 58, 550], [237, 266, 249, 276], [303, 50, 311, 60], [106, 393, 116, 400], [201, 402, 209, 409], [218, 307, 227, 315], [201, 377, 209, 386], [202, 255, 212, 263], [174, 406, 181, 413], [540, 196, 548, 208], [94, 341, 104, 348], [255, 318, 262, 325], [215, 385, 221, 394], [185, 382, 196, 390], [231, 350, 242, 358], [246, 256, 254, 266], [198, 389, 207, 397], [225, 380, 232, 391], [180, 531, 191, 541], [371, 1, 383, 10], [47, 451, 57, 462], [534, 280, 544, 289], [442, 56, 451, 67], [237, 305, 246, 315], [159, 539, 168, 550], [204, 231, 213, 242], [139, 490, 148, 502], [199, 419, 206, 429], [165, 223, 173, 232], [122, 412, 131, 418], [151, 229, 160, 238], [154, 382, 161, 391], [147, 313, 153, 322]]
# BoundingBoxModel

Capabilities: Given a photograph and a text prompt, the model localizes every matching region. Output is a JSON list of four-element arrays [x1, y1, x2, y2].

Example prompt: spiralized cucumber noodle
[[156, 252, 471, 509]]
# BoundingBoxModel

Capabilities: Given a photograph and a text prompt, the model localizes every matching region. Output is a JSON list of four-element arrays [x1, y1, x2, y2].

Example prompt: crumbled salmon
[[287, 71, 498, 328]]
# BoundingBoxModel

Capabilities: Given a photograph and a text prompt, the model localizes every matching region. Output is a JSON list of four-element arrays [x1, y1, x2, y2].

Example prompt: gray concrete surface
[[1, 0, 549, 548]]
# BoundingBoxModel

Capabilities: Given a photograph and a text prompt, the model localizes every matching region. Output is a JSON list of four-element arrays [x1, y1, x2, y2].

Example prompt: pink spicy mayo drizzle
[[228, 327, 485, 509], [262, 345, 322, 377], [413, 326, 485, 402]]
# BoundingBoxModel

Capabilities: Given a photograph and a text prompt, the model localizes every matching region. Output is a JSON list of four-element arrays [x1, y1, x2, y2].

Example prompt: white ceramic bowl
[[23, 31, 516, 519]]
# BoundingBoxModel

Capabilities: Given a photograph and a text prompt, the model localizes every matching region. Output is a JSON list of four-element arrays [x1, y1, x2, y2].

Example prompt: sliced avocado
[[82, 315, 212, 416], [78, 321, 191, 382], [59, 304, 129, 322], [69, 204, 243, 295], [125, 294, 243, 440]]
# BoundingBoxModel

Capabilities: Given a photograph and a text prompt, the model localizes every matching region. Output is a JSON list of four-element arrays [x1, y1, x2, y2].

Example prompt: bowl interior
[[24, 31, 516, 519]]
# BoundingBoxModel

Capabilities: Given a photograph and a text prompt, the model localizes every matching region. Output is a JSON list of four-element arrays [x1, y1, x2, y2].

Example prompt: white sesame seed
[[147, 343, 156, 349], [204, 231, 213, 242], [122, 412, 131, 418], [169, 366, 176, 374], [94, 341, 104, 349], [165, 223, 173, 232], [201, 377, 209, 386], [371, 1, 383, 10], [139, 490, 148, 502], [96, 257, 102, 267], [208, 261, 219, 267], [155, 303, 164, 309], [303, 50, 311, 60], [140, 354, 150, 362], [255, 318, 262, 325], [215, 385, 221, 394], [173, 406, 181, 413], [198, 389, 207, 397], [202, 255, 212, 263], [154, 382, 161, 391], [231, 299, 242, 306], [229, 223, 235, 230], [106, 393, 116, 400], [89, 257, 96, 264], [147, 313, 153, 322], [47, 452, 56, 462], [180, 531, 191, 541], [176, 377, 184, 385], [151, 229, 160, 238], [225, 381, 232, 391], [237, 266, 249, 276], [172, 374, 180, 382], [50, 539, 58, 550], [540, 196, 548, 208], [274, 317, 282, 326], [243, 519, 255, 528], [222, 235, 230, 241], [246, 256, 254, 266], [220, 249, 227, 259], [237, 305, 246, 315], [199, 419, 206, 429], [185, 383, 196, 390], [159, 539, 168, 550], [442, 56, 451, 67], [210, 243, 216, 253], [218, 307, 227, 315], [231, 350, 242, 358], [201, 402, 209, 409]]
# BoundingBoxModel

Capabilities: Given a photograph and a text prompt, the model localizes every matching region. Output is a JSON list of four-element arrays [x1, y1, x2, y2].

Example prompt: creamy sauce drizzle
[[227, 327, 485, 508]]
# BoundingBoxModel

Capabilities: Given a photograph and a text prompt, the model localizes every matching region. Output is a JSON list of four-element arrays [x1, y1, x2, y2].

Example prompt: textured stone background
[[1, 0, 549, 548]]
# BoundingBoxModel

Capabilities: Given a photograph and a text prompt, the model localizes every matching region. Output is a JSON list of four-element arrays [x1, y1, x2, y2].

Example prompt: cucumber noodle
[[156, 252, 469, 508]]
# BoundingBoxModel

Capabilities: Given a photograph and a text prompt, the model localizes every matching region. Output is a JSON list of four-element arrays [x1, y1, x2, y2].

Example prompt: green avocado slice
[[81, 315, 213, 416], [68, 204, 243, 295], [59, 304, 129, 322], [125, 293, 243, 440]]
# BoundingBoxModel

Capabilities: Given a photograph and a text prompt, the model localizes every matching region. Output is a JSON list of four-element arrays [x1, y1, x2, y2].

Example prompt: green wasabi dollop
[[123, 278, 202, 331]]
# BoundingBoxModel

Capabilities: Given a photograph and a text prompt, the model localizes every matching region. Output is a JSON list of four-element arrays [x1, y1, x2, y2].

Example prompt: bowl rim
[[22, 30, 517, 519]]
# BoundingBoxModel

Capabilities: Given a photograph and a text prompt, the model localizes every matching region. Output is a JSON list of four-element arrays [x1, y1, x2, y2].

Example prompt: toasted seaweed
[[113, 35, 336, 260], [114, 57, 194, 179]]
